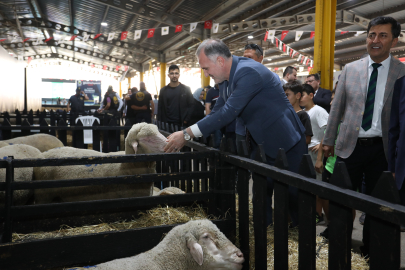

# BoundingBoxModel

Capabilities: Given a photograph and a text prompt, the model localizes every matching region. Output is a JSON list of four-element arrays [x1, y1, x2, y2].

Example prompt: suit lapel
[[359, 58, 369, 101], [383, 57, 401, 106]]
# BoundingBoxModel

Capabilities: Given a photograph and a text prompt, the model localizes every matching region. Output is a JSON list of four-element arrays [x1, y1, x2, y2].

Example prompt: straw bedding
[[12, 199, 369, 269]]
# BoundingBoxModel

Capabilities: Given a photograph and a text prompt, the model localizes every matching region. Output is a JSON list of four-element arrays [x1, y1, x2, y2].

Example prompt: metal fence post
[[2, 156, 14, 243]]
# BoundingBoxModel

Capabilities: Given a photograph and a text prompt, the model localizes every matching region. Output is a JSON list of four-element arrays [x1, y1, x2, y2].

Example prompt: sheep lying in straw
[[0, 141, 9, 148], [33, 123, 168, 204], [77, 219, 244, 270], [0, 134, 64, 152], [153, 186, 185, 196], [0, 144, 41, 205]]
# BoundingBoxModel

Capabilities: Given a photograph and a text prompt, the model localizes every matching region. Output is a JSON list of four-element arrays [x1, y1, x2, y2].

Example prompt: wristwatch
[[183, 129, 191, 141]]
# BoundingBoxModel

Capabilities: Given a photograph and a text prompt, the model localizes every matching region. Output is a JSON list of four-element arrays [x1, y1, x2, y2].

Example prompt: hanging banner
[[134, 30, 142, 40], [175, 25, 183, 33], [161, 27, 169, 36], [121, 31, 128, 40], [267, 30, 275, 42], [77, 80, 102, 104], [281, 31, 289, 41], [204, 20, 212, 29], [190, 22, 198, 32], [212, 23, 219, 34], [295, 31, 303, 41], [147, 29, 155, 38], [107, 33, 115, 41]]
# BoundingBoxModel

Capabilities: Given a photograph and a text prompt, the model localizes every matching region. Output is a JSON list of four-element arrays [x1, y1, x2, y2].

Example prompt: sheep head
[[125, 123, 167, 154], [183, 220, 244, 270]]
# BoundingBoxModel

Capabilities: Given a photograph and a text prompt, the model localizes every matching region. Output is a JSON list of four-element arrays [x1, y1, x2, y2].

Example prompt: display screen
[[41, 78, 76, 99]]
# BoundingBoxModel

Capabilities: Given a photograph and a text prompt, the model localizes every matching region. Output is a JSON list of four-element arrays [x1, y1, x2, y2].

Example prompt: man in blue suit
[[165, 39, 307, 227], [389, 75, 405, 206]]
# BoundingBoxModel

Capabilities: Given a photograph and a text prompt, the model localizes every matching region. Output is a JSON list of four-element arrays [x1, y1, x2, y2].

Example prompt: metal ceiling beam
[[336, 0, 377, 10], [68, 0, 75, 58], [87, 0, 203, 39], [213, 0, 264, 23], [167, 0, 185, 14], [28, 0, 53, 55], [366, 3, 405, 19], [105, 14, 138, 58]]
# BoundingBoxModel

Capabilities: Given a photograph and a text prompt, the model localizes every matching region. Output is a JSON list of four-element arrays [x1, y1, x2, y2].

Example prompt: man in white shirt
[[281, 66, 297, 85], [323, 16, 405, 258]]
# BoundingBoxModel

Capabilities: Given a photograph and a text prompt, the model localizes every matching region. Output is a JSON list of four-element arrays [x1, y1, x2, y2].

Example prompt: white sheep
[[75, 219, 244, 270], [1, 134, 64, 152], [154, 186, 185, 196], [0, 141, 9, 148], [33, 123, 168, 204], [0, 144, 41, 205]]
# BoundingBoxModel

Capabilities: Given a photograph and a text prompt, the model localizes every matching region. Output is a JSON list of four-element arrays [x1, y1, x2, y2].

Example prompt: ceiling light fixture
[[101, 22, 107, 26], [248, 35, 253, 39], [94, 46, 98, 48]]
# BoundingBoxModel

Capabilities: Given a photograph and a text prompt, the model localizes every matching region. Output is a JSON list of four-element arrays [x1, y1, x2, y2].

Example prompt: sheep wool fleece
[[1, 134, 64, 152], [0, 144, 41, 205]]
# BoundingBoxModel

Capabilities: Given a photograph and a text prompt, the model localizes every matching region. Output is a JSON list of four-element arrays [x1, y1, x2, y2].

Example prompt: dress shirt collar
[[228, 55, 239, 86], [368, 54, 391, 68]]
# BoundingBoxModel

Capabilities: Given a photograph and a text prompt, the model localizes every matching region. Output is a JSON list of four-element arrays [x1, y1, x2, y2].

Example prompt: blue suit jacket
[[197, 56, 305, 158], [389, 75, 405, 189], [313, 87, 331, 112]]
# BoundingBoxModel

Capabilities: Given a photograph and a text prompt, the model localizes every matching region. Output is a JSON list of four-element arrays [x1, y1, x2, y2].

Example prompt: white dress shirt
[[358, 55, 391, 138]]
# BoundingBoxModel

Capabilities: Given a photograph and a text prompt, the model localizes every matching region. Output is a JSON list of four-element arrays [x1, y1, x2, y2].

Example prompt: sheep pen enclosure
[[1, 125, 404, 269]]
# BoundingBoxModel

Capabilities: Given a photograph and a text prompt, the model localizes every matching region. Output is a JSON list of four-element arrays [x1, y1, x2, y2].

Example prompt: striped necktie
[[361, 63, 382, 131]]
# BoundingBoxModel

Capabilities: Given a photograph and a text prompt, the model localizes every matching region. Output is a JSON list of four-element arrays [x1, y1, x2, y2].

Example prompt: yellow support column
[[128, 77, 131, 89], [140, 72, 144, 82], [160, 62, 166, 90], [119, 81, 122, 97], [313, 0, 337, 90], [201, 69, 210, 88]]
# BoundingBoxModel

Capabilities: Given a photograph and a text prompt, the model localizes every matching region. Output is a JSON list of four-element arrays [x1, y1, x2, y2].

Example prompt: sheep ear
[[186, 234, 203, 266], [131, 141, 138, 154]]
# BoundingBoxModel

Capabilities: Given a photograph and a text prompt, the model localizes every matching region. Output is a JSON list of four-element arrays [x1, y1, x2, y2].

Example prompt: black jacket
[[157, 83, 194, 125]]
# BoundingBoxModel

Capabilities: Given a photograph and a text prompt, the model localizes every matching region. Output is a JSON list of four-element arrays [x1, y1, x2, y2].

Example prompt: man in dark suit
[[389, 75, 405, 208], [306, 73, 332, 112], [164, 38, 307, 227], [323, 16, 405, 257]]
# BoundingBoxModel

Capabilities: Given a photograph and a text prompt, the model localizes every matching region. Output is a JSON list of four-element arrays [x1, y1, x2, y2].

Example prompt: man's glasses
[[244, 44, 263, 56]]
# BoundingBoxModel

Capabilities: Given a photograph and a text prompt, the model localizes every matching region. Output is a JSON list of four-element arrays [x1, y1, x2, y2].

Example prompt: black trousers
[[335, 138, 387, 253]]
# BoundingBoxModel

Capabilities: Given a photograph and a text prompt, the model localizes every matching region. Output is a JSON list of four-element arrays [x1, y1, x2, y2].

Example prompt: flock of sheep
[[0, 123, 244, 269]]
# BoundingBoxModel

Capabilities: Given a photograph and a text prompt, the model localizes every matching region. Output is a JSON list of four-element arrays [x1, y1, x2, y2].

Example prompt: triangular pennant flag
[[115, 65, 121, 71], [103, 65, 107, 70], [290, 49, 294, 57], [121, 31, 128, 40], [275, 38, 279, 47], [23, 37, 30, 43], [281, 30, 289, 41], [213, 23, 219, 34], [297, 54, 301, 61], [303, 56, 307, 64], [286, 46, 290, 55], [295, 31, 303, 41], [18, 55, 23, 61], [83, 33, 90, 42], [306, 58, 310, 65], [308, 66, 313, 73], [294, 51, 299, 57], [33, 37, 41, 45], [0, 38, 6, 42], [310, 60, 313, 67], [107, 32, 115, 41], [340, 31, 349, 35], [264, 31, 268, 41], [310, 31, 315, 39], [91, 64, 95, 68], [267, 30, 275, 42], [11, 36, 18, 42], [70, 35, 78, 41], [283, 43, 286, 52], [124, 65, 129, 71], [278, 40, 283, 51], [147, 29, 155, 38], [134, 30, 142, 40], [161, 27, 169, 36], [27, 56, 32, 64], [175, 25, 183, 33], [355, 31, 365, 36], [204, 20, 212, 29], [94, 33, 102, 39], [45, 37, 53, 42], [190, 22, 197, 32], [274, 67, 279, 71]]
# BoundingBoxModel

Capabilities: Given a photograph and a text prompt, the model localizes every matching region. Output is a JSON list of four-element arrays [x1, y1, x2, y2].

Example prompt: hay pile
[[12, 203, 211, 243]]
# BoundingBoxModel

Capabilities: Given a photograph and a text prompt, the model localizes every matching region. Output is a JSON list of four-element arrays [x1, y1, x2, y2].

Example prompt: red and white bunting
[[266, 30, 275, 42], [0, 38, 6, 42], [103, 65, 107, 70], [94, 33, 102, 39], [278, 40, 283, 51], [295, 31, 303, 41], [297, 54, 301, 62], [83, 33, 90, 42], [45, 37, 53, 42], [147, 29, 155, 38], [308, 66, 313, 73], [275, 38, 279, 47], [23, 37, 30, 43], [124, 66, 129, 71], [190, 22, 197, 32], [204, 20, 212, 29], [175, 25, 183, 33], [107, 33, 115, 41], [212, 23, 219, 33], [282, 43, 286, 52], [303, 56, 308, 64], [340, 31, 349, 35], [70, 35, 78, 41], [281, 30, 289, 41], [306, 58, 310, 65], [116, 65, 121, 71], [27, 56, 32, 64], [290, 48, 294, 57], [310, 31, 315, 39], [121, 31, 128, 40], [134, 30, 142, 40], [264, 31, 268, 41], [274, 67, 279, 71]]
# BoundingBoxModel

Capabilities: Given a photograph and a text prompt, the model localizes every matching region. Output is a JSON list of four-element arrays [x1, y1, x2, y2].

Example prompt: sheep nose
[[236, 251, 243, 258]]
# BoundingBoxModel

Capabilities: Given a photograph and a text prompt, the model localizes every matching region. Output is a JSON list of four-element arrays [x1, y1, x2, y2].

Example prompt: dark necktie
[[361, 63, 382, 131]]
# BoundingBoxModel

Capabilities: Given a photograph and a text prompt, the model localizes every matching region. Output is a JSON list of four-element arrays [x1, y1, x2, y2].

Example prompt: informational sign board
[[77, 80, 102, 104]]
